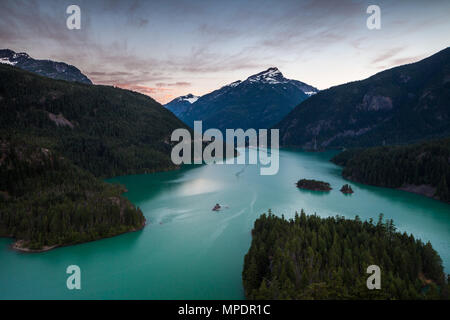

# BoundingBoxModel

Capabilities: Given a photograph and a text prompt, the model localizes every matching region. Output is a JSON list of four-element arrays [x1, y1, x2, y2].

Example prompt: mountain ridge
[[165, 67, 318, 132], [275, 47, 450, 149], [0, 48, 92, 84], [164, 93, 200, 118]]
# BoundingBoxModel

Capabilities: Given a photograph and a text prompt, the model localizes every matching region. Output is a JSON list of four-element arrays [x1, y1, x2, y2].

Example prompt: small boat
[[212, 203, 221, 211]]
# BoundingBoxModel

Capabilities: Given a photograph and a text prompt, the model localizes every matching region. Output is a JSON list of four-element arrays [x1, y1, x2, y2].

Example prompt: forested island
[[0, 64, 189, 251], [340, 184, 354, 194], [243, 210, 449, 299], [331, 138, 450, 203], [296, 179, 332, 191]]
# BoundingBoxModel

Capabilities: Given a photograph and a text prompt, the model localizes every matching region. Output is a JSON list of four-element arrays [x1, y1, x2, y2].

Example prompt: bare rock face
[[398, 184, 436, 198], [48, 113, 75, 128], [359, 94, 393, 111]]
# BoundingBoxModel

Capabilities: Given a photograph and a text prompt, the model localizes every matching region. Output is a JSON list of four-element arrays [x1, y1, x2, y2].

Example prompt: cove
[[0, 148, 449, 299]]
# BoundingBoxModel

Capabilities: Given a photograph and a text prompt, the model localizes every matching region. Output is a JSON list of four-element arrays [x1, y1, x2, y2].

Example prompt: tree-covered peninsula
[[0, 64, 190, 250], [243, 210, 449, 299], [0, 138, 145, 251], [331, 138, 450, 203]]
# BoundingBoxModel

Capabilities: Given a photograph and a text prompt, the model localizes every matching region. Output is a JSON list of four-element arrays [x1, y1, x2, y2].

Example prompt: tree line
[[331, 138, 450, 203], [243, 210, 449, 299], [0, 138, 145, 250]]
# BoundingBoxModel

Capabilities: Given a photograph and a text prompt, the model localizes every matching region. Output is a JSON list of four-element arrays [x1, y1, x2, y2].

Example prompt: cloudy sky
[[1, 0, 449, 103]]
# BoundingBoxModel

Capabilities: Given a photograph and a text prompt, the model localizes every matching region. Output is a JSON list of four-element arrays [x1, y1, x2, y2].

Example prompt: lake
[[1, 148, 449, 299]]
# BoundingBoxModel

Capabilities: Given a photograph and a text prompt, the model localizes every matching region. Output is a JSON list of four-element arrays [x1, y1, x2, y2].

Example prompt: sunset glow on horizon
[[1, 0, 450, 104]]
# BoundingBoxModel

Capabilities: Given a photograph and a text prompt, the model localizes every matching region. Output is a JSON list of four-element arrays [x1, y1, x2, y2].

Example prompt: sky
[[1, 0, 450, 104]]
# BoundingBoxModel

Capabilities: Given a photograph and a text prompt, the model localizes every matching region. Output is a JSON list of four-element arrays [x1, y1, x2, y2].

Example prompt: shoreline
[[397, 184, 438, 200], [6, 219, 147, 254], [343, 174, 447, 203]]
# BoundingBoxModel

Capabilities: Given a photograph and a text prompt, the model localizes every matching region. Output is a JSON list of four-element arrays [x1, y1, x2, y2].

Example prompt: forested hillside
[[275, 47, 450, 149], [331, 138, 450, 203], [0, 64, 189, 177], [0, 138, 145, 250], [0, 64, 189, 250], [243, 211, 449, 299]]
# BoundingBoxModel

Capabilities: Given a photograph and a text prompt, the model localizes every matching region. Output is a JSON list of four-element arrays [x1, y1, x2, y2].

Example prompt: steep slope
[[0, 64, 189, 177], [0, 49, 92, 84], [275, 47, 450, 149], [165, 93, 199, 118], [0, 138, 145, 251], [0, 65, 190, 250], [171, 67, 318, 132]]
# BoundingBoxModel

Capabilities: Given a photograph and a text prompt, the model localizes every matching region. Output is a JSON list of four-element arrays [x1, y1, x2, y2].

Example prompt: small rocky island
[[340, 184, 354, 194], [296, 179, 332, 191]]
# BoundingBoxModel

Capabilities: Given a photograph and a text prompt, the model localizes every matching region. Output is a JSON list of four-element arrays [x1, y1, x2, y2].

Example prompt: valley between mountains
[[0, 47, 449, 300]]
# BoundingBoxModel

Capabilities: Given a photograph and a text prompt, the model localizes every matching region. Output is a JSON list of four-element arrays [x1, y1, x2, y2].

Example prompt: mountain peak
[[176, 93, 199, 104], [0, 49, 92, 84], [0, 49, 30, 61], [247, 67, 285, 83]]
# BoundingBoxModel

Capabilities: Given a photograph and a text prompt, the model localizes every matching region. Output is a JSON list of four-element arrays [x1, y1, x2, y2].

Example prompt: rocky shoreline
[[397, 184, 437, 200]]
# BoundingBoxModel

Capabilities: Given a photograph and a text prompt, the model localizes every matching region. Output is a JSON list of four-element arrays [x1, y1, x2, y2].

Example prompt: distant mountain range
[[165, 67, 318, 132], [0, 49, 92, 84], [275, 47, 450, 149]]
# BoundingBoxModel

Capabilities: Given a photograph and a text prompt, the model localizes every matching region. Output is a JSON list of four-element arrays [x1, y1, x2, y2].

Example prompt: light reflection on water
[[0, 148, 449, 299]]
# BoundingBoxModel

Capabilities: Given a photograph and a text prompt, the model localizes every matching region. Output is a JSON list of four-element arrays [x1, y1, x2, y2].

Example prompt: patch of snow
[[13, 52, 29, 59], [228, 80, 242, 88], [0, 57, 17, 66], [177, 94, 199, 104], [185, 96, 199, 104], [304, 91, 317, 96], [247, 67, 287, 84]]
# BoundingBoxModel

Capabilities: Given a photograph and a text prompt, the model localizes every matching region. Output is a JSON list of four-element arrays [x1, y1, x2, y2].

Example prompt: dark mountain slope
[[0, 64, 189, 177], [169, 67, 318, 132], [0, 49, 92, 84], [275, 47, 450, 149], [0, 65, 190, 250]]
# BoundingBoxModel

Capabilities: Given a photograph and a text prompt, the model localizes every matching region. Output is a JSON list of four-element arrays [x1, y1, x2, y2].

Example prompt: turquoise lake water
[[1, 148, 449, 299]]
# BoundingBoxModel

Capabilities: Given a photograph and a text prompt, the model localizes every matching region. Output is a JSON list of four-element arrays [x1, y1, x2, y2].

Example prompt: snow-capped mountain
[[166, 67, 318, 132], [165, 93, 200, 118], [175, 93, 199, 104], [0, 49, 92, 84]]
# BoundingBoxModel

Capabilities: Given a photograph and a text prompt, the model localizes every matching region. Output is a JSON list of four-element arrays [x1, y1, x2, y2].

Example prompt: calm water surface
[[1, 148, 449, 299]]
